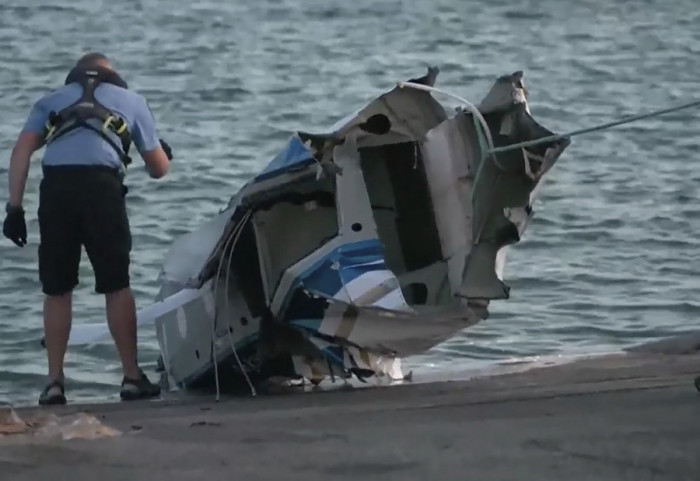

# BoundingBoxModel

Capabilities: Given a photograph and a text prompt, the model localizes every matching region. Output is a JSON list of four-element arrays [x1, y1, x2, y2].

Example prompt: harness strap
[[44, 67, 133, 168]]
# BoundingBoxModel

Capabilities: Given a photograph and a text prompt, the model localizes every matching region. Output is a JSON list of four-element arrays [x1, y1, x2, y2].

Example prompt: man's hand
[[4, 130, 41, 247], [3, 203, 27, 247], [159, 138, 173, 161]]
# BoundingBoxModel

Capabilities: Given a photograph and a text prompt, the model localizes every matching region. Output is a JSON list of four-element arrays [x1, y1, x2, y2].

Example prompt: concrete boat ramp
[[2, 336, 699, 481]]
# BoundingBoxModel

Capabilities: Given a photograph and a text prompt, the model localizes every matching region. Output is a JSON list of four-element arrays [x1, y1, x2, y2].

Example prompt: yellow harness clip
[[44, 121, 56, 140], [102, 116, 115, 133], [102, 116, 128, 136]]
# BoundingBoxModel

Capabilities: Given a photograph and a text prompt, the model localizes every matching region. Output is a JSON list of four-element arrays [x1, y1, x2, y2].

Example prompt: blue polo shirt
[[22, 82, 161, 170]]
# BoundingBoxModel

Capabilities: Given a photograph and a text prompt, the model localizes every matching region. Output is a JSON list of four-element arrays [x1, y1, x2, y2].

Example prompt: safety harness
[[43, 66, 133, 168]]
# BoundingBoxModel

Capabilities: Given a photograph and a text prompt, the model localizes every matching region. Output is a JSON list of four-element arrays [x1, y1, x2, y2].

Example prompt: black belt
[[42, 164, 128, 197], [42, 164, 121, 177]]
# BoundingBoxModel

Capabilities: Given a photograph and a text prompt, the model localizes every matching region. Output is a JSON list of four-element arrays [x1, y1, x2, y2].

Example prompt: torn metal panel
[[459, 72, 571, 302], [420, 113, 481, 298]]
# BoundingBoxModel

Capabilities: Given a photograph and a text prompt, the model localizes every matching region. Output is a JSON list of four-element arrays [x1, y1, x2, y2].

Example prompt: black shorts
[[38, 165, 132, 296]]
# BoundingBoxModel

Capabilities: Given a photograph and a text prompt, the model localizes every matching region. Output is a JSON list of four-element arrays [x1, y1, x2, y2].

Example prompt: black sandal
[[38, 380, 67, 406], [120, 368, 161, 401]]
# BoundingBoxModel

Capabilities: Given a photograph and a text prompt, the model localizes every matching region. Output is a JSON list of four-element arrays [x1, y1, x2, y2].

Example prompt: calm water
[[1, 0, 700, 407]]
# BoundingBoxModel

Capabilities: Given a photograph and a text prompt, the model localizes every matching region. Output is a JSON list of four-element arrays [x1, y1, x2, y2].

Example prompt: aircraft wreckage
[[68, 66, 571, 394]]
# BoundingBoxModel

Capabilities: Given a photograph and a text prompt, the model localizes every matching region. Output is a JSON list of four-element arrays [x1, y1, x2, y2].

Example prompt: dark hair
[[76, 52, 110, 70]]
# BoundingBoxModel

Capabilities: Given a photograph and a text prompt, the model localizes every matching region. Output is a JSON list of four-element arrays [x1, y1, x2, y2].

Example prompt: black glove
[[3, 203, 27, 247], [159, 138, 173, 161]]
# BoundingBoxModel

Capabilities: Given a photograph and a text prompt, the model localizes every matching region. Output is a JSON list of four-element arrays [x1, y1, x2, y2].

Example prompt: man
[[2, 52, 172, 405]]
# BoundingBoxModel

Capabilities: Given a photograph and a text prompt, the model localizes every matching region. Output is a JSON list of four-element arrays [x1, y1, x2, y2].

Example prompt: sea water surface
[[1, 0, 700, 407]]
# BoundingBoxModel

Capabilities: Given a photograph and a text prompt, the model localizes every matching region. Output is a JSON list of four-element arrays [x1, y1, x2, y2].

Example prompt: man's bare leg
[[105, 287, 141, 380], [43, 292, 73, 383]]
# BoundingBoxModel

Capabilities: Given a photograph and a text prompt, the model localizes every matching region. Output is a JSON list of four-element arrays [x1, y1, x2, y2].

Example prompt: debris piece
[[0, 408, 121, 442]]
